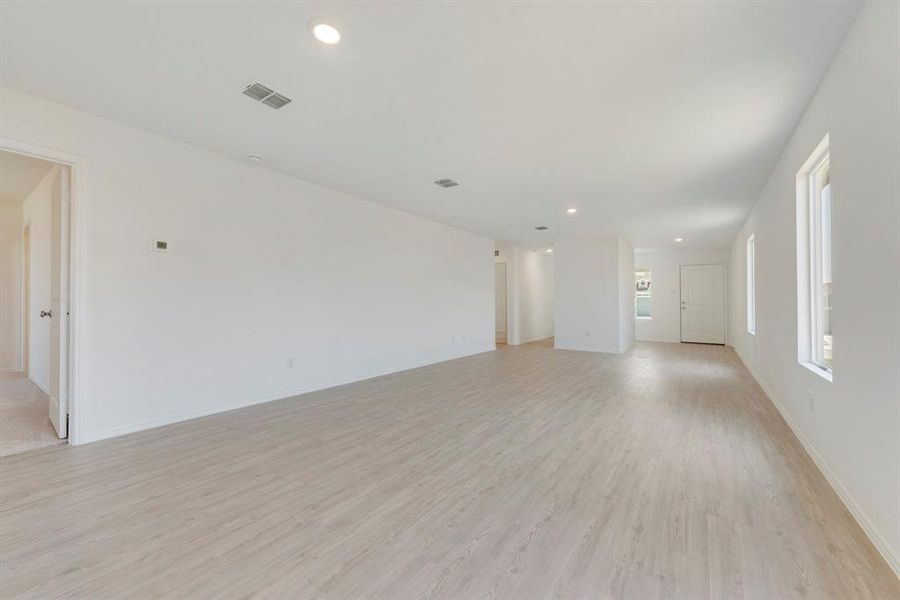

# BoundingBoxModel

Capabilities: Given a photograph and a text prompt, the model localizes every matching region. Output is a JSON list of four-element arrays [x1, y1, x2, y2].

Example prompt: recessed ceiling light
[[566, 208, 578, 214], [675, 237, 684, 242], [546, 248, 554, 254], [309, 20, 341, 45]]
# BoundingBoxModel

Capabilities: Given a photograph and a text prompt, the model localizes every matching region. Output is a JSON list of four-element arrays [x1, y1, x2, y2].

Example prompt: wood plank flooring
[[1, 341, 897, 599]]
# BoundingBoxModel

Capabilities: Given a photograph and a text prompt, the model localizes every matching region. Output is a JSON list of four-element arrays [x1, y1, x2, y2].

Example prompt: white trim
[[733, 347, 900, 578], [746, 234, 756, 335], [800, 360, 833, 383], [796, 134, 832, 375], [0, 137, 87, 445], [29, 376, 49, 396]]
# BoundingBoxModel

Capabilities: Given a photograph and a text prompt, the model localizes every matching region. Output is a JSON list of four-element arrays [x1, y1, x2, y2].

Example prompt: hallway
[[0, 372, 64, 457]]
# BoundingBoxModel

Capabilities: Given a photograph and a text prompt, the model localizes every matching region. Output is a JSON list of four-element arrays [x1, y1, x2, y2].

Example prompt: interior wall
[[554, 237, 625, 354], [1, 87, 496, 444], [728, 1, 900, 573], [634, 248, 730, 344], [0, 203, 23, 370], [21, 165, 58, 391]]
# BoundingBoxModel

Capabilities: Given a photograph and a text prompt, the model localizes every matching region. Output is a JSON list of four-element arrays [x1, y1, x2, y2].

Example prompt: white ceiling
[[0, 1, 860, 249], [0, 150, 55, 205]]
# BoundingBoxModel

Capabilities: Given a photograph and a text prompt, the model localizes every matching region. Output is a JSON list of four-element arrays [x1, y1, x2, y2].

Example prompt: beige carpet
[[0, 372, 65, 457]]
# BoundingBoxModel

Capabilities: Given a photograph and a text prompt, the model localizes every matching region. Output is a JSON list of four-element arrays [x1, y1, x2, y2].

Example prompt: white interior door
[[495, 263, 507, 343], [49, 167, 69, 438], [680, 263, 726, 344]]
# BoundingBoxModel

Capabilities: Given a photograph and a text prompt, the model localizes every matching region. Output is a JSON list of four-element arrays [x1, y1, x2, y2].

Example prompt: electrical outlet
[[287, 357, 295, 369], [585, 330, 591, 338], [807, 391, 814, 411]]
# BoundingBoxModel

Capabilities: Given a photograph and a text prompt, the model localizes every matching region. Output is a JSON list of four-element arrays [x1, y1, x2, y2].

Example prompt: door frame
[[679, 262, 728, 345], [3, 137, 86, 445], [22, 221, 31, 377]]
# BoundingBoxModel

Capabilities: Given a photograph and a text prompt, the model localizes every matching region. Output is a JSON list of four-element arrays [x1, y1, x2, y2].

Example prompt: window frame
[[746, 234, 755, 335], [796, 134, 833, 381]]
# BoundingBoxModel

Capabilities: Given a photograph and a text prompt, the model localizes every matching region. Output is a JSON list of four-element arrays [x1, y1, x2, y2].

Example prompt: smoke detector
[[434, 178, 459, 188], [242, 82, 292, 110], [247, 155, 264, 166]]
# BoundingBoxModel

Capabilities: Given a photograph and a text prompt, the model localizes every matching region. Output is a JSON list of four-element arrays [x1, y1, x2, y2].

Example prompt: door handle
[[40, 310, 52, 318]]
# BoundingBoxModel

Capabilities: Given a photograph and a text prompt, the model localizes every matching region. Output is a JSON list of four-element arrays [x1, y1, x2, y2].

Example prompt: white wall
[[554, 237, 629, 353], [0, 203, 22, 370], [494, 243, 554, 345], [635, 248, 730, 343], [0, 87, 495, 444], [617, 237, 634, 352], [729, 1, 900, 573], [20, 165, 57, 390]]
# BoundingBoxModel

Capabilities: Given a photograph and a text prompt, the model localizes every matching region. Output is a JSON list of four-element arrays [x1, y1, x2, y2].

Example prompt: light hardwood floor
[[1, 342, 897, 599]]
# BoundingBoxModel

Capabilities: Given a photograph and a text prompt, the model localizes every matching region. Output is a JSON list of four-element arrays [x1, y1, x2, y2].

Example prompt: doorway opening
[[0, 148, 73, 456], [495, 262, 508, 344]]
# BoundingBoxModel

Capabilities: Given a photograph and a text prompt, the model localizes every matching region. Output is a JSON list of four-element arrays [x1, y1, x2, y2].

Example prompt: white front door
[[49, 167, 70, 438], [680, 263, 726, 344], [495, 263, 507, 343]]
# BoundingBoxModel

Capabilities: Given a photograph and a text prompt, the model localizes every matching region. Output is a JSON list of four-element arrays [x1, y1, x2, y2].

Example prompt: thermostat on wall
[[155, 240, 169, 252]]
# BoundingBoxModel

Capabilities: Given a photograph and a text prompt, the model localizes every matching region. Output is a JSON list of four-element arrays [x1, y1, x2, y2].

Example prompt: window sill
[[635, 317, 652, 320], [801, 361, 833, 382]]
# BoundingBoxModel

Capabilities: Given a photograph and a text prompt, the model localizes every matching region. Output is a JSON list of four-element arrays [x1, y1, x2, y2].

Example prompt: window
[[797, 134, 832, 378], [746, 234, 755, 334], [635, 269, 651, 318]]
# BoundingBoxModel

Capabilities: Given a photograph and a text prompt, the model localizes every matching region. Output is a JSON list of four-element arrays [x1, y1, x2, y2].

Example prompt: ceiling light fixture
[[546, 248, 554, 254], [675, 237, 684, 242], [566, 208, 578, 214], [309, 19, 341, 45]]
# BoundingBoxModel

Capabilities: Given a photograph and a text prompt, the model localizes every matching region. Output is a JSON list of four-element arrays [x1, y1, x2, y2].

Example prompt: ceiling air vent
[[434, 178, 459, 188], [535, 225, 549, 231], [242, 82, 292, 109], [262, 93, 291, 109]]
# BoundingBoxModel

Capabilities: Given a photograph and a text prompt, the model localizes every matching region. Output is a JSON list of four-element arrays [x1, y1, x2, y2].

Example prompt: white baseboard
[[78, 346, 495, 445], [29, 376, 49, 395], [733, 349, 900, 578], [515, 335, 553, 346], [553, 342, 622, 354]]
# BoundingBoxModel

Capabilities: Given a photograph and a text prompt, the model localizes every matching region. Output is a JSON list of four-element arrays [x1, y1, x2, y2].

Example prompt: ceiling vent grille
[[434, 178, 459, 188], [242, 82, 292, 109], [262, 93, 291, 109]]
